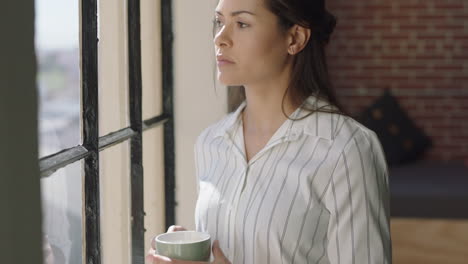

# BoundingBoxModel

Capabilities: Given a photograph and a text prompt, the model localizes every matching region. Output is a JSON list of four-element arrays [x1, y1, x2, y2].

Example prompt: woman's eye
[[237, 22, 249, 28], [212, 18, 248, 29], [213, 18, 223, 28]]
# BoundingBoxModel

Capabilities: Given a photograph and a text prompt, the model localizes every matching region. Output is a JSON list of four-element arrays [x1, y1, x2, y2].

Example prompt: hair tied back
[[316, 10, 337, 45]]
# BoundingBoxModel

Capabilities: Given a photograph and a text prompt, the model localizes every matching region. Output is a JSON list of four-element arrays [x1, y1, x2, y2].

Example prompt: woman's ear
[[287, 25, 311, 55]]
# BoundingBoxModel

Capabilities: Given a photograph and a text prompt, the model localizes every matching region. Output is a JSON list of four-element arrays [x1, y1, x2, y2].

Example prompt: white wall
[[98, 1, 132, 263], [173, 0, 227, 230], [141, 0, 166, 253]]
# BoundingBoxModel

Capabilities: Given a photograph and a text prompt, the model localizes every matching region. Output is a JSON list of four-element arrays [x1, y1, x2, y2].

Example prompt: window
[[38, 0, 175, 263], [36, 0, 80, 158]]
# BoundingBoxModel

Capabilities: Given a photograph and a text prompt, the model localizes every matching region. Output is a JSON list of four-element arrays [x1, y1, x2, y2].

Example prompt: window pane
[[36, 0, 81, 158], [41, 160, 83, 264], [98, 1, 130, 136], [143, 127, 166, 250], [141, 1, 163, 120], [100, 141, 131, 264]]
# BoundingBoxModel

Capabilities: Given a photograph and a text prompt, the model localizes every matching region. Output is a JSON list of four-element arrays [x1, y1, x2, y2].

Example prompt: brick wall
[[326, 0, 468, 161]]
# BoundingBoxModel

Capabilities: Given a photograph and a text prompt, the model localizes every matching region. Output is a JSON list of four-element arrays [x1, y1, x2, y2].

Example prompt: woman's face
[[214, 0, 291, 86]]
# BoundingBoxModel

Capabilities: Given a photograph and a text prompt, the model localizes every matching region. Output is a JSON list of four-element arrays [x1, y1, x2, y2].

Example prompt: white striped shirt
[[194, 95, 392, 264]]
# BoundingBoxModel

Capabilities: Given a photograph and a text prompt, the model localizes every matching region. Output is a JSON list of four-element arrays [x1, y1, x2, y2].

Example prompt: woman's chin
[[217, 74, 243, 86]]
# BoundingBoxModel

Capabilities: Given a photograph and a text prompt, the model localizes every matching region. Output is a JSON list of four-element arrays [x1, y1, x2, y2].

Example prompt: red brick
[[414, 55, 446, 60], [326, 0, 468, 161], [379, 75, 410, 81], [336, 24, 360, 31], [397, 65, 427, 70], [453, 76, 468, 81], [415, 75, 447, 81], [345, 15, 374, 21], [400, 4, 426, 10], [363, 25, 392, 31], [382, 34, 411, 40], [453, 15, 468, 20], [363, 4, 392, 11], [424, 44, 438, 50], [381, 55, 410, 60], [454, 36, 468, 40], [417, 15, 447, 20], [417, 34, 446, 40], [345, 34, 375, 40], [331, 65, 357, 71], [381, 15, 413, 21], [342, 55, 374, 60], [344, 75, 375, 81], [434, 25, 465, 30], [399, 25, 429, 31], [433, 65, 463, 71], [370, 44, 384, 50], [443, 44, 455, 50], [433, 4, 464, 9], [453, 55, 468, 61], [362, 65, 393, 71]]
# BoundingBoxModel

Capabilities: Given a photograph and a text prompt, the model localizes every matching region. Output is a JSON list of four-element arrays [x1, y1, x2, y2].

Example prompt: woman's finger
[[147, 253, 208, 264], [146, 251, 174, 264], [146, 248, 157, 263], [153, 254, 174, 263], [146, 253, 154, 263], [167, 225, 187, 233], [212, 240, 231, 264], [151, 236, 157, 251]]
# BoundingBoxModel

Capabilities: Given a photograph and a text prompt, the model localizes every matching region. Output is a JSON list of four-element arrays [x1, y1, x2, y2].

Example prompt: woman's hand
[[146, 224, 231, 264], [146, 240, 230, 264], [166, 225, 187, 233], [43, 235, 55, 264]]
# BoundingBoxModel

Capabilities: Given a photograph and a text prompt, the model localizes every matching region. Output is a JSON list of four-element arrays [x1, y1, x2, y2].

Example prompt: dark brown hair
[[216, 0, 343, 118]]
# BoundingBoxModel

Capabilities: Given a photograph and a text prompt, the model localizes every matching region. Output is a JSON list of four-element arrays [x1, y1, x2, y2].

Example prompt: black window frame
[[38, 0, 175, 263]]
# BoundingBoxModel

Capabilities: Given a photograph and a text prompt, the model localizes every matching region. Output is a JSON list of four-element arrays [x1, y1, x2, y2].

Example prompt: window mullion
[[82, 0, 101, 263], [161, 0, 176, 231], [128, 0, 145, 263]]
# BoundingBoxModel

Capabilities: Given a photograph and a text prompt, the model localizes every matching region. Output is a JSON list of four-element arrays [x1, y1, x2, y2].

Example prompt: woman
[[147, 0, 392, 263]]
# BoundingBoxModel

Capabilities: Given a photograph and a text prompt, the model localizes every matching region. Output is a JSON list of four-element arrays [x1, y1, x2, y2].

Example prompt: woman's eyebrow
[[215, 10, 256, 17]]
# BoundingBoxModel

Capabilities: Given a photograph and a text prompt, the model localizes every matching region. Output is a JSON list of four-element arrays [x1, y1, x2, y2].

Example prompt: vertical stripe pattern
[[194, 96, 392, 263]]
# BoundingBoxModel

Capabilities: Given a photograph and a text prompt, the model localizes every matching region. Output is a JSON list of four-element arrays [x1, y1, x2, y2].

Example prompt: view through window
[[36, 0, 82, 263], [36, 0, 80, 158]]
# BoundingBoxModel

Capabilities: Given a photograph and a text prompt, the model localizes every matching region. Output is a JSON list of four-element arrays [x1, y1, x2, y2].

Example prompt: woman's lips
[[216, 55, 234, 66], [216, 59, 234, 66]]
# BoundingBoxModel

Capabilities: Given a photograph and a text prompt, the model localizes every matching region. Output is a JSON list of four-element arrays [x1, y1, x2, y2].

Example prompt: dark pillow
[[357, 90, 432, 166]]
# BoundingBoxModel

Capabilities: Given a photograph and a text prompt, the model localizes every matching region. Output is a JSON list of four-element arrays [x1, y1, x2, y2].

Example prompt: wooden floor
[[391, 218, 468, 264]]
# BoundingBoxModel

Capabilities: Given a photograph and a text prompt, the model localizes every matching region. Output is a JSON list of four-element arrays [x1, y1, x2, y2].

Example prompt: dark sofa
[[389, 160, 468, 219]]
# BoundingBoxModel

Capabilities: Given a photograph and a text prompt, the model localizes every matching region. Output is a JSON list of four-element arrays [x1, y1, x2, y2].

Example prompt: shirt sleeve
[[324, 130, 392, 264]]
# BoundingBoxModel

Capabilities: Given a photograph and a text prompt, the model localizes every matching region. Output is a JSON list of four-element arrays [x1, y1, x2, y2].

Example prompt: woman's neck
[[242, 84, 299, 135]]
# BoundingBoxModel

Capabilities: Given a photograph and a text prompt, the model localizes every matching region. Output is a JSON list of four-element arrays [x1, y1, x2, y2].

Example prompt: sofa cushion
[[358, 90, 432, 166]]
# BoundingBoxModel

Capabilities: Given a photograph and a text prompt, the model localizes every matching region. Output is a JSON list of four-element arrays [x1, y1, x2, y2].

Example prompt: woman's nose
[[214, 26, 232, 48]]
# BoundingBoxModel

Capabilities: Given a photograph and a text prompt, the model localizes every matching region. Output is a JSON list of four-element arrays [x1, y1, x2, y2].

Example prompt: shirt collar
[[213, 100, 247, 139], [213, 96, 338, 141]]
